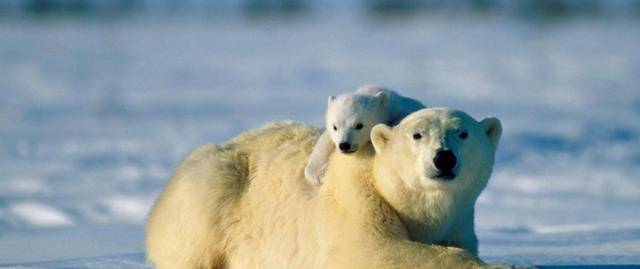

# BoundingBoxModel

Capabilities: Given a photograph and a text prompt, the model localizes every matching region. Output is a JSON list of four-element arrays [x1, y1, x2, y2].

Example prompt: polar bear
[[146, 108, 501, 269], [304, 84, 425, 184]]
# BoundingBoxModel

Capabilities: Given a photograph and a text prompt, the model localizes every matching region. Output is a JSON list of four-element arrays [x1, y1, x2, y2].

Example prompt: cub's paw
[[304, 163, 328, 186]]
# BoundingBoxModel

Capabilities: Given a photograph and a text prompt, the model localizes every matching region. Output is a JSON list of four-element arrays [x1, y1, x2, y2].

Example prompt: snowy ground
[[1, 5, 639, 268]]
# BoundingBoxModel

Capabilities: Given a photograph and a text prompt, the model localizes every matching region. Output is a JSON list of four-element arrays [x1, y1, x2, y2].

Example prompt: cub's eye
[[459, 132, 469, 140], [355, 123, 363, 130], [412, 133, 422, 140], [332, 125, 337, 131]]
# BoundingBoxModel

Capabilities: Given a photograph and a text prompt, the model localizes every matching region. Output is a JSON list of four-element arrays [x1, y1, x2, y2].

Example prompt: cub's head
[[326, 92, 388, 154], [371, 108, 501, 196]]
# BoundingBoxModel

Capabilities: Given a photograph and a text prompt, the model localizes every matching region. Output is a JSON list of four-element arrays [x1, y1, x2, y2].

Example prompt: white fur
[[145, 108, 501, 269], [371, 108, 502, 255], [304, 84, 425, 184]]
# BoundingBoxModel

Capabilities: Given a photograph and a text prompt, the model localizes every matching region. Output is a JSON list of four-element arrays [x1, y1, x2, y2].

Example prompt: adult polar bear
[[146, 108, 502, 269]]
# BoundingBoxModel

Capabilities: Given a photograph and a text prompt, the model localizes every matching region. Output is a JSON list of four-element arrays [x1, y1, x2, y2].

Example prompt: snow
[[1, 2, 640, 267], [0, 253, 148, 269], [5, 202, 74, 227]]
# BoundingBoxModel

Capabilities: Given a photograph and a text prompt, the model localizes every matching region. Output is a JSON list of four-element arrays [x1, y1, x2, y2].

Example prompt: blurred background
[[1, 0, 639, 267]]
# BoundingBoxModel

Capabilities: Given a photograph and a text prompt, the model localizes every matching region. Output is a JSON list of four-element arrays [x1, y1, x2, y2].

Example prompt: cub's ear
[[480, 117, 502, 148], [327, 95, 336, 106], [371, 123, 392, 153], [374, 91, 388, 107]]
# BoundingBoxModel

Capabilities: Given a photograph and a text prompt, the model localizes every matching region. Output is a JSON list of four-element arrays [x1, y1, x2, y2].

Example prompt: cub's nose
[[338, 142, 351, 152], [433, 150, 457, 171]]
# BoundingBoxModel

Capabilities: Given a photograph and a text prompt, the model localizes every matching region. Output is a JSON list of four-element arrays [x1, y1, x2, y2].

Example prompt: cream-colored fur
[[304, 84, 425, 184], [146, 108, 501, 269]]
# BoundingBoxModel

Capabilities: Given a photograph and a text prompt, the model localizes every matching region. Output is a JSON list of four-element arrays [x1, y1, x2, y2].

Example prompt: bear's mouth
[[340, 149, 358, 154], [433, 171, 456, 181]]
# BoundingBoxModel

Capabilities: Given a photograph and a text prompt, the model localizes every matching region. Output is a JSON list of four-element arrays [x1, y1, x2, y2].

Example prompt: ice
[[1, 1, 639, 267], [4, 202, 74, 228], [101, 195, 155, 224], [0, 177, 50, 196]]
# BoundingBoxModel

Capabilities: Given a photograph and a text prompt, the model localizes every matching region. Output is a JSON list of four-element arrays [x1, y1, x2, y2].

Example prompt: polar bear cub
[[304, 84, 425, 184]]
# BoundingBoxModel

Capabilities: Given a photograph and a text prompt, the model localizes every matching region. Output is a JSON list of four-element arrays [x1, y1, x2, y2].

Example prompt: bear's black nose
[[338, 142, 351, 152], [434, 150, 457, 171]]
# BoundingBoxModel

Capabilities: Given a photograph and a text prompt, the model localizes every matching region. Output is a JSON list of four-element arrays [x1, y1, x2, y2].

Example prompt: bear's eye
[[333, 125, 337, 131], [459, 132, 469, 140], [412, 133, 422, 140], [355, 123, 363, 130]]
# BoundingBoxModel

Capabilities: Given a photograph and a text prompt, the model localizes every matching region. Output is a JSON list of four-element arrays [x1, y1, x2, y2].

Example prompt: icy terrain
[[1, 4, 640, 268]]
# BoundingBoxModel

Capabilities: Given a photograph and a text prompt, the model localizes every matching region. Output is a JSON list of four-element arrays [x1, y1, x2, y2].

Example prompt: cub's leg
[[304, 131, 335, 185]]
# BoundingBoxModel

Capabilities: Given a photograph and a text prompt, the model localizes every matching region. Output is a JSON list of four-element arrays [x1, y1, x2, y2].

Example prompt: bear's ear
[[327, 95, 336, 106], [480, 117, 502, 148], [371, 123, 392, 153], [374, 91, 388, 108]]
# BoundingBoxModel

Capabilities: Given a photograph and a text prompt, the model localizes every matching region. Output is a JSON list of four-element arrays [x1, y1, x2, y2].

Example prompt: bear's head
[[326, 92, 388, 154], [371, 108, 501, 197]]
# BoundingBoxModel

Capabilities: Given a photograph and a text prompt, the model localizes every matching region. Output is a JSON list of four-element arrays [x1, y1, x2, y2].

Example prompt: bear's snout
[[433, 150, 457, 178], [339, 142, 353, 153]]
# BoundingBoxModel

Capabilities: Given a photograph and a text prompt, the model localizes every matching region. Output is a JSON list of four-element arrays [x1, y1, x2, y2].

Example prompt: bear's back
[[231, 121, 320, 155], [222, 121, 327, 268]]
